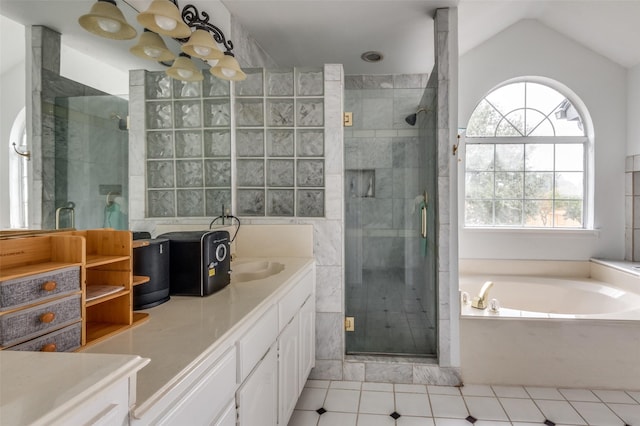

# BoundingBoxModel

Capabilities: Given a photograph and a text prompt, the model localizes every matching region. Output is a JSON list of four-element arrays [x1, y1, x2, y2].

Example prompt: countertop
[[82, 256, 314, 417], [0, 351, 149, 425]]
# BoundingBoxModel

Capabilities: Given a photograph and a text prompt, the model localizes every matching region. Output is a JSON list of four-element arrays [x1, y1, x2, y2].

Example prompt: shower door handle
[[421, 204, 427, 238]]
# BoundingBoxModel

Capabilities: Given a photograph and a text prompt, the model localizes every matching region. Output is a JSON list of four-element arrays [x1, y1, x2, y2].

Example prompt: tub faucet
[[472, 281, 494, 310]]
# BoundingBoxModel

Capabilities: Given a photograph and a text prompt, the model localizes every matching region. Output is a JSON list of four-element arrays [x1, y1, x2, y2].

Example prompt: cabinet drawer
[[0, 266, 80, 311], [0, 294, 81, 347], [7, 322, 82, 352]]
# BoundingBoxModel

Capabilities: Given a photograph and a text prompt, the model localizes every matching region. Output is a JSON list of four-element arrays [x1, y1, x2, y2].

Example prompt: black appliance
[[132, 238, 170, 309], [157, 230, 231, 296]]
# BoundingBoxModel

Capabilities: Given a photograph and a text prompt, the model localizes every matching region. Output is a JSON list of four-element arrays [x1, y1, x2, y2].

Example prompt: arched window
[[9, 107, 29, 229], [464, 80, 590, 228]]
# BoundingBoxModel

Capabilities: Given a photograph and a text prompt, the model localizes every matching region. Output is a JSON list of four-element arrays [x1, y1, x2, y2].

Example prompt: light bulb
[[221, 67, 236, 78], [177, 68, 194, 79], [143, 47, 162, 58], [207, 59, 219, 67], [154, 15, 177, 31], [97, 18, 122, 33], [193, 46, 211, 57]]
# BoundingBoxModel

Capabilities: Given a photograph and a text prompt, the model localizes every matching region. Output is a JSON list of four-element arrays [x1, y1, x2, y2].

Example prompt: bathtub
[[459, 259, 640, 390]]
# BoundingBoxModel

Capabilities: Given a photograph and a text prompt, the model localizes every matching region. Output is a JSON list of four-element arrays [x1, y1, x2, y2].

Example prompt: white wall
[[459, 19, 627, 260], [60, 45, 129, 97], [628, 63, 640, 155]]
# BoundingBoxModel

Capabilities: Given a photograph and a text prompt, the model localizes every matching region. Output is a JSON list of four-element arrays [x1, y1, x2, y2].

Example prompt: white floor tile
[[534, 399, 586, 425], [395, 392, 432, 417], [356, 413, 396, 426], [525, 386, 565, 400], [593, 389, 637, 404], [427, 385, 461, 396], [474, 421, 510, 426], [627, 391, 640, 404], [433, 419, 470, 426], [331, 381, 363, 390], [395, 383, 427, 393], [306, 380, 330, 389], [570, 401, 624, 426], [317, 412, 357, 426], [429, 394, 468, 418], [359, 390, 395, 415], [288, 409, 320, 426], [362, 382, 394, 392], [460, 384, 494, 397], [511, 423, 548, 426], [607, 403, 640, 425], [492, 385, 529, 398], [396, 416, 435, 426], [296, 387, 328, 410], [499, 397, 545, 422], [463, 396, 508, 421], [558, 388, 600, 402], [324, 389, 361, 413]]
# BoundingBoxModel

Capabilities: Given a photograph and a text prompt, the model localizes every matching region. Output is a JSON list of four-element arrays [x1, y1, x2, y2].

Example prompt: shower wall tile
[[267, 69, 294, 96], [176, 189, 204, 216], [237, 189, 265, 216], [267, 99, 295, 126], [365, 363, 413, 384], [146, 102, 173, 129], [343, 362, 365, 382], [147, 161, 174, 188], [297, 160, 324, 187], [206, 189, 231, 216], [236, 99, 264, 126], [362, 75, 394, 89], [394, 74, 428, 89], [298, 190, 325, 217], [147, 132, 174, 158], [204, 160, 231, 187], [146, 72, 172, 99], [324, 175, 342, 221], [267, 190, 294, 216], [296, 68, 324, 96], [362, 98, 393, 129], [237, 130, 265, 157], [174, 101, 201, 128], [392, 137, 420, 167], [175, 131, 202, 158], [267, 160, 294, 187], [310, 360, 343, 381], [173, 80, 201, 98], [204, 130, 231, 157], [203, 99, 231, 127], [316, 313, 343, 359], [297, 99, 324, 126], [237, 159, 265, 187], [267, 130, 294, 156], [316, 265, 342, 312], [175, 160, 203, 187], [148, 190, 175, 217]]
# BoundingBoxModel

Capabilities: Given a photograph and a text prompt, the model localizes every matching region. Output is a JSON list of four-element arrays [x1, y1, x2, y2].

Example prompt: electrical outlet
[[344, 316, 355, 332]]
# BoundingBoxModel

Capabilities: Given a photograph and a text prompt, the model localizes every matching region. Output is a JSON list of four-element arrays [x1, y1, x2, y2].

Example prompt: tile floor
[[289, 380, 640, 426]]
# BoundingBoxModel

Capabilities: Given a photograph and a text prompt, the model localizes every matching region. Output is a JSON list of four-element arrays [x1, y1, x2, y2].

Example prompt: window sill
[[461, 227, 600, 238]]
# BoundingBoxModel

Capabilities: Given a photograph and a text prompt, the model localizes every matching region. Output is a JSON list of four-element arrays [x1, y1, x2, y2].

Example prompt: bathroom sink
[[232, 261, 285, 283]]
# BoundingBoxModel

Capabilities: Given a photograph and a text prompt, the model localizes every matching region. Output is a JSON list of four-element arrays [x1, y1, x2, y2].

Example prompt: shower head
[[110, 113, 129, 131], [405, 107, 429, 126]]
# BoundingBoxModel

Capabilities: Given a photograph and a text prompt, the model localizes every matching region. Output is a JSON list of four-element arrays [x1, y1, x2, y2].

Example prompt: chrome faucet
[[55, 202, 75, 229], [471, 281, 494, 310]]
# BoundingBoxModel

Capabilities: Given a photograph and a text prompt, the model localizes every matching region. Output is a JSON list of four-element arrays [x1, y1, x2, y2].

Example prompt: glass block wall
[[235, 68, 325, 217], [143, 67, 325, 218]]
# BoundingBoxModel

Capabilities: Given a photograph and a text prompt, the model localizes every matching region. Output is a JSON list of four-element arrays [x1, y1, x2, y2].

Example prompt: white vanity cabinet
[[237, 344, 278, 426]]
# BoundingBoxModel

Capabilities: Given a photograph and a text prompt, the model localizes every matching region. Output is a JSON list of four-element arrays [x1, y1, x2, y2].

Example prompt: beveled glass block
[[148, 190, 175, 217], [237, 159, 265, 187], [146, 72, 172, 99], [174, 101, 201, 128], [204, 160, 231, 186], [267, 69, 294, 96], [297, 189, 324, 217], [177, 189, 204, 216], [236, 99, 264, 126], [296, 99, 324, 126], [204, 73, 230, 97], [267, 190, 294, 216], [204, 130, 231, 157], [203, 99, 231, 127], [267, 130, 294, 157], [237, 189, 265, 216], [173, 80, 202, 98], [267, 159, 294, 187], [206, 189, 232, 216], [296, 68, 324, 96], [236, 129, 265, 157], [147, 132, 173, 158], [297, 159, 324, 187], [297, 129, 324, 156], [146, 102, 173, 129], [235, 68, 263, 96], [267, 99, 294, 126], [175, 160, 203, 187], [175, 131, 202, 158], [147, 160, 174, 188]]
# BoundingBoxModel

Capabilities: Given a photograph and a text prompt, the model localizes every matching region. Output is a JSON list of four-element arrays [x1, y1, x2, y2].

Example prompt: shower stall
[[344, 75, 438, 357]]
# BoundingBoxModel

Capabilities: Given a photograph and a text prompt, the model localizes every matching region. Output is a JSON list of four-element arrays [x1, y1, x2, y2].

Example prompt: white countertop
[[82, 256, 314, 415], [0, 351, 149, 426]]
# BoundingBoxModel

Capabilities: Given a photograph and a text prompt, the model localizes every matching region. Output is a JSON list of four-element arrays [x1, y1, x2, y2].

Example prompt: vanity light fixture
[[78, 0, 137, 40], [130, 29, 176, 62], [79, 0, 246, 81]]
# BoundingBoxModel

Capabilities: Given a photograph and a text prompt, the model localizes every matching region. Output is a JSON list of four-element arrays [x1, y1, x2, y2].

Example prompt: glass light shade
[[210, 54, 246, 81], [137, 0, 191, 38], [181, 29, 224, 60], [130, 31, 176, 62], [79, 0, 137, 40], [167, 55, 203, 82]]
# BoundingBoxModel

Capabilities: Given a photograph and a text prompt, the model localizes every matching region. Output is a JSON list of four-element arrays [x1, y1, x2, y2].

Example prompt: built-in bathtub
[[459, 259, 640, 390]]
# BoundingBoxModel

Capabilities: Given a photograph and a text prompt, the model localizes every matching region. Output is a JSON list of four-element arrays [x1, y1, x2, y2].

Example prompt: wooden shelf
[[0, 261, 82, 282], [132, 240, 150, 249], [133, 275, 150, 286], [133, 312, 150, 325], [85, 286, 128, 306], [86, 254, 130, 268], [84, 322, 129, 346]]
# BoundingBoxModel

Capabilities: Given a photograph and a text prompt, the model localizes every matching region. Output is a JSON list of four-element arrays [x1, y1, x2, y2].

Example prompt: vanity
[[0, 225, 316, 426]]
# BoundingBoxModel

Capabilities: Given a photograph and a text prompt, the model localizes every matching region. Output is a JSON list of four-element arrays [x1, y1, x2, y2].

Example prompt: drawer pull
[[41, 343, 57, 352], [40, 312, 56, 323], [42, 281, 57, 292]]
